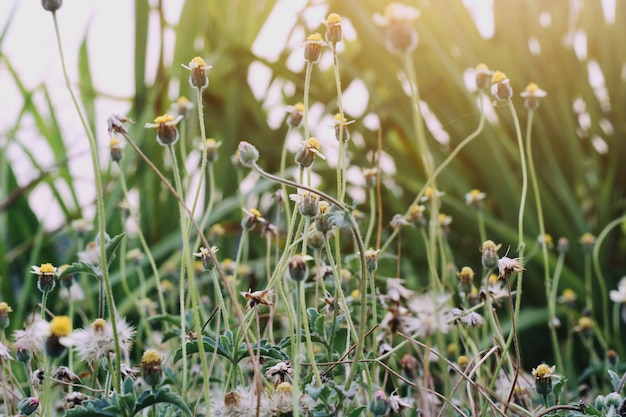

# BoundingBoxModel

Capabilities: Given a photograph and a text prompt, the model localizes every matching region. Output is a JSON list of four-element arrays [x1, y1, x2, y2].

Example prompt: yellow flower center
[[351, 289, 360, 299], [326, 13, 342, 25], [110, 137, 121, 147], [248, 208, 262, 218], [488, 273, 499, 285], [318, 201, 330, 214], [191, 56, 207, 67], [334, 113, 347, 123], [491, 71, 508, 84], [533, 364, 554, 379], [307, 32, 323, 42], [476, 63, 489, 71], [276, 382, 292, 394], [457, 355, 470, 367], [409, 204, 425, 215], [0, 302, 12, 313], [177, 96, 189, 104], [561, 288, 576, 301], [525, 82, 539, 92], [154, 114, 174, 124], [205, 138, 217, 147], [142, 349, 162, 364], [578, 316, 593, 329], [305, 137, 320, 150], [468, 189, 483, 198], [40, 263, 56, 274], [481, 240, 501, 252], [160, 279, 172, 292], [50, 316, 72, 337], [580, 232, 596, 245], [293, 102, 304, 112], [92, 318, 106, 332]]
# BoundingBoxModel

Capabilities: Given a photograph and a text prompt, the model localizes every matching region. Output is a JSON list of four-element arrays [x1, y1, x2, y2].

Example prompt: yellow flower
[[474, 63, 493, 90], [295, 137, 326, 167], [325, 13, 343, 43], [304, 33, 325, 63], [491, 71, 512, 101], [181, 56, 212, 89], [465, 189, 486, 208], [144, 114, 184, 146], [520, 82, 547, 109], [50, 316, 72, 337], [374, 3, 421, 54]]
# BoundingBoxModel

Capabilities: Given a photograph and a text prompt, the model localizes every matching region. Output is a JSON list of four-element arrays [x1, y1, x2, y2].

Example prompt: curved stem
[[52, 11, 121, 391]]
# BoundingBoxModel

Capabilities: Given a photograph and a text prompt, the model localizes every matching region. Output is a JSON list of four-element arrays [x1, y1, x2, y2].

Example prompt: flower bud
[[491, 71, 513, 101], [480, 240, 501, 270], [369, 389, 388, 416], [241, 208, 265, 231], [457, 266, 475, 294], [521, 82, 547, 110], [0, 302, 12, 329], [18, 397, 39, 415], [304, 33, 325, 64], [287, 103, 305, 128], [364, 248, 380, 273], [325, 13, 343, 44], [409, 204, 426, 227], [182, 57, 212, 90], [41, 0, 62, 12], [288, 254, 312, 282], [531, 364, 555, 396], [295, 137, 324, 168], [297, 191, 319, 218], [109, 137, 123, 162], [475, 63, 492, 90], [205, 138, 221, 163], [237, 141, 259, 167], [141, 349, 163, 389], [314, 201, 333, 233]]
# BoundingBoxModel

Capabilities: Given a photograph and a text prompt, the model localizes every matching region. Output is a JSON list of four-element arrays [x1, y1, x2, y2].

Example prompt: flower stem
[[51, 11, 121, 392]]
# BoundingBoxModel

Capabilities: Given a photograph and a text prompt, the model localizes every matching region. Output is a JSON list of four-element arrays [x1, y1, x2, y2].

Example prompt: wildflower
[[265, 360, 293, 386], [314, 201, 333, 233], [405, 292, 451, 337], [70, 218, 93, 238], [304, 33, 325, 63], [390, 214, 410, 230], [18, 397, 39, 416], [0, 302, 12, 329], [557, 237, 569, 253], [457, 266, 475, 294], [420, 187, 444, 203], [31, 369, 45, 390], [205, 138, 221, 163], [109, 137, 124, 162], [374, 3, 421, 54], [386, 278, 414, 303], [333, 113, 355, 142], [497, 256, 524, 279], [107, 113, 133, 136], [41, 0, 62, 12], [288, 254, 313, 282], [579, 232, 596, 252], [270, 382, 295, 415], [241, 208, 265, 230], [78, 241, 100, 266], [66, 317, 135, 365], [46, 315, 72, 358], [480, 240, 501, 269], [286, 103, 305, 128], [237, 141, 259, 167], [144, 114, 184, 146], [465, 189, 486, 209], [170, 96, 194, 117], [388, 391, 413, 414], [537, 233, 554, 249], [409, 204, 426, 227], [610, 277, 626, 304], [451, 308, 484, 327], [380, 305, 411, 334], [193, 246, 219, 271], [521, 82, 547, 110], [491, 71, 513, 101], [558, 288, 577, 305], [141, 349, 163, 389], [241, 289, 273, 310], [531, 364, 556, 396], [438, 213, 452, 228], [325, 13, 343, 44], [53, 366, 80, 384], [0, 341, 12, 361], [369, 389, 388, 416], [574, 316, 593, 334], [14, 317, 48, 360], [181, 56, 212, 90], [295, 137, 326, 168], [400, 354, 419, 373], [364, 248, 381, 272], [363, 168, 377, 188], [64, 391, 89, 411], [474, 63, 493, 90], [290, 189, 319, 218], [31, 263, 57, 293]]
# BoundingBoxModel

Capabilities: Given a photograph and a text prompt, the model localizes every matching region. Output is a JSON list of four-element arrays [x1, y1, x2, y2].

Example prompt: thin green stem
[[525, 109, 563, 372], [280, 127, 293, 225], [51, 10, 121, 391], [303, 62, 313, 140], [300, 279, 323, 386], [331, 43, 346, 201]]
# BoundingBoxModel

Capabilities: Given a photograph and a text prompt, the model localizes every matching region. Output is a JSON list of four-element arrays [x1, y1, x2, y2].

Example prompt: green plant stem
[[525, 109, 563, 373], [167, 143, 190, 401], [379, 93, 485, 255], [592, 213, 626, 346], [364, 187, 376, 249], [51, 10, 121, 392], [300, 279, 323, 386], [119, 167, 167, 316], [280, 126, 293, 225], [303, 62, 313, 140], [331, 43, 346, 201]]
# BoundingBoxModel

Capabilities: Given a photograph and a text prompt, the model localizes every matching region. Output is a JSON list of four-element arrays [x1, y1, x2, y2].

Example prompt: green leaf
[[173, 335, 230, 363], [607, 369, 621, 392], [236, 339, 289, 362], [105, 233, 126, 266], [347, 406, 366, 417], [147, 314, 182, 328], [134, 388, 192, 416], [58, 261, 101, 278], [64, 398, 118, 417]]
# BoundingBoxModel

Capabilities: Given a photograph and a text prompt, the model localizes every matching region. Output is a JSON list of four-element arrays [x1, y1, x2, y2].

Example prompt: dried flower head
[[265, 360, 293, 386], [390, 214, 410, 230], [241, 289, 273, 310], [107, 114, 133, 136], [333, 113, 355, 142], [193, 246, 219, 271], [491, 71, 513, 101], [144, 114, 184, 146], [181, 56, 212, 90], [241, 208, 265, 230], [521, 82, 547, 109], [66, 317, 135, 365], [497, 256, 524, 279], [304, 33, 325, 63]]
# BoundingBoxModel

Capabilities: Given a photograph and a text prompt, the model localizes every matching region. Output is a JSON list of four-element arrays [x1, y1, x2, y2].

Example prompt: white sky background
[[0, 0, 616, 230]]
